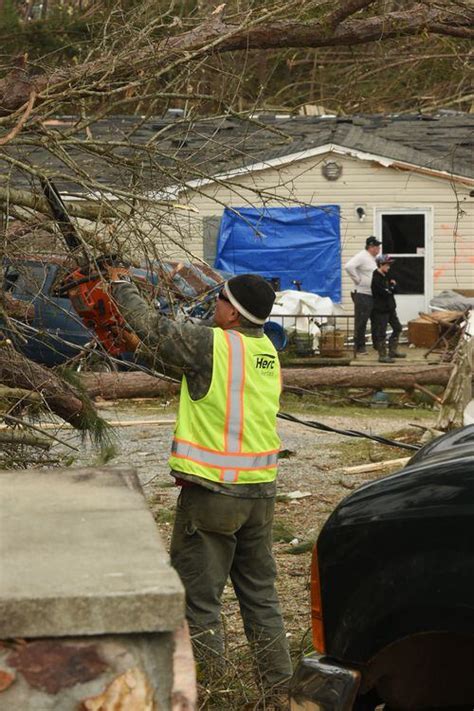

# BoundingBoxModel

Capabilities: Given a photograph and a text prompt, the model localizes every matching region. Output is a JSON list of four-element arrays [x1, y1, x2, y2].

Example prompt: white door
[[375, 209, 432, 324]]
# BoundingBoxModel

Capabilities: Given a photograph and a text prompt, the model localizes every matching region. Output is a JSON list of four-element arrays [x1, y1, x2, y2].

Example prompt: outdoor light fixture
[[322, 161, 342, 181], [356, 207, 366, 222]]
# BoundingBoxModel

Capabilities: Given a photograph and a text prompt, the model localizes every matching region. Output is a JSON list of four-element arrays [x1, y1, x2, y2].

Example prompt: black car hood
[[326, 425, 474, 528]]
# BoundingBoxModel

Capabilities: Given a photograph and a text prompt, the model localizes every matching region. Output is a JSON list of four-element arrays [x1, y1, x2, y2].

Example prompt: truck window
[[4, 263, 49, 298]]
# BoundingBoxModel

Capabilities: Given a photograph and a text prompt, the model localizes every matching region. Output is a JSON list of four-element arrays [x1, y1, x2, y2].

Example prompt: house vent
[[322, 161, 343, 181]]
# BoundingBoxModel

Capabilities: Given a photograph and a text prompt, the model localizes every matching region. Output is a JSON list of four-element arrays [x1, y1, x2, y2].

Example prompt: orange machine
[[41, 178, 138, 356]]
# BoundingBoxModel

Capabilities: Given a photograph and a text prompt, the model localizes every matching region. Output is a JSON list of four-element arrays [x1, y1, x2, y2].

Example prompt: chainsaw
[[41, 178, 137, 356]]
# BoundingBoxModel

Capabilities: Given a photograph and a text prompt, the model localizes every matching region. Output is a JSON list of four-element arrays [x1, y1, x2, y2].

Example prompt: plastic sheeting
[[430, 290, 474, 312], [270, 290, 345, 349], [214, 205, 341, 301]]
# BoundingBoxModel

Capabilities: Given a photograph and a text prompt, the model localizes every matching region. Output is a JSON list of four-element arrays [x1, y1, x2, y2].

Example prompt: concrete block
[[0, 467, 184, 639]]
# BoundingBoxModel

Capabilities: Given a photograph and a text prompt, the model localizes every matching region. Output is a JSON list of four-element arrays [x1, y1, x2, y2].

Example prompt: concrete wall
[[155, 152, 473, 312]]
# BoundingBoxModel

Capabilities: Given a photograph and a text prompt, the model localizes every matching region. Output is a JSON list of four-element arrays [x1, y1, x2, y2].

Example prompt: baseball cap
[[376, 254, 395, 266], [366, 236, 382, 247]]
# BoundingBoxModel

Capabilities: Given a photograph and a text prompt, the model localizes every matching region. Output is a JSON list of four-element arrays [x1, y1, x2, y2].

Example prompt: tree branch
[[0, 91, 36, 145], [1, 2, 472, 117], [0, 344, 85, 425], [0, 183, 121, 221], [327, 0, 378, 30], [207, 4, 474, 52], [427, 22, 474, 39]]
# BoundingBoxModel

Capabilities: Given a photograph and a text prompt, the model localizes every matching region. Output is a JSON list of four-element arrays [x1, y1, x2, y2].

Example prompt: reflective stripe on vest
[[223, 330, 244, 482], [224, 330, 245, 453], [171, 438, 279, 471]]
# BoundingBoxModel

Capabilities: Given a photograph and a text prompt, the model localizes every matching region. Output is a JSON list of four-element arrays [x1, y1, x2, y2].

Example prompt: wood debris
[[343, 457, 410, 475]]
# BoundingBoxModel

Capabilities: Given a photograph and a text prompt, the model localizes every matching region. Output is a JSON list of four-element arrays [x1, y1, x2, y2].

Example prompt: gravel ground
[[60, 399, 437, 708]]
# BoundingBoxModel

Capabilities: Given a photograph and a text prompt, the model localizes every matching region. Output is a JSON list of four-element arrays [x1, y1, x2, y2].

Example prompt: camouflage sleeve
[[112, 282, 214, 385]]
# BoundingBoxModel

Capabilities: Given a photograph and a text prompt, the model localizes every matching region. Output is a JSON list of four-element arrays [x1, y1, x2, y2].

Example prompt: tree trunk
[[80, 364, 456, 401], [0, 345, 85, 424], [283, 365, 454, 389], [0, 2, 472, 116], [81, 372, 180, 400]]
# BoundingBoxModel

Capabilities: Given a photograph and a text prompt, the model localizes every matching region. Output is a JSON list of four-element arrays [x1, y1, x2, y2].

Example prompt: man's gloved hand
[[105, 265, 131, 283], [96, 255, 131, 283], [122, 329, 141, 352]]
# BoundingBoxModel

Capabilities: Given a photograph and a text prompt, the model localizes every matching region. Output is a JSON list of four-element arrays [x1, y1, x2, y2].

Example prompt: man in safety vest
[[110, 272, 292, 705]]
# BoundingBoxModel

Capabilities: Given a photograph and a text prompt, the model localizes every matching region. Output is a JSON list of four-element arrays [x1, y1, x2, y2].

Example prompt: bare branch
[[427, 22, 474, 39], [327, 0, 378, 29], [1, 2, 472, 116], [0, 91, 36, 145], [0, 183, 123, 221]]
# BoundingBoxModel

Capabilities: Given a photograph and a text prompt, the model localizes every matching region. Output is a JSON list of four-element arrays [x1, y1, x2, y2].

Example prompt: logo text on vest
[[254, 353, 276, 370]]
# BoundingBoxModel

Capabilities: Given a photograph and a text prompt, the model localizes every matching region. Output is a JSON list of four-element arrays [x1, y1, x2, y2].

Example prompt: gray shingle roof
[[4, 112, 473, 194], [178, 113, 474, 179]]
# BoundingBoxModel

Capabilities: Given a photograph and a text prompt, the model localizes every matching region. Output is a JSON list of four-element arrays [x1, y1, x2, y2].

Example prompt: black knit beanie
[[225, 274, 276, 325]]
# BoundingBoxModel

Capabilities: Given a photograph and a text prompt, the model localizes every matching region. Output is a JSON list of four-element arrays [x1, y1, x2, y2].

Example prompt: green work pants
[[170, 485, 292, 691]]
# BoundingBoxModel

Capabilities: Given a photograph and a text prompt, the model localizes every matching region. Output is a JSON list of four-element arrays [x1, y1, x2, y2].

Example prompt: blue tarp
[[214, 205, 341, 301]]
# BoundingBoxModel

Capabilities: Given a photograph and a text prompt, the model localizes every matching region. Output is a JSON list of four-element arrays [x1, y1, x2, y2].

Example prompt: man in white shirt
[[344, 236, 382, 354]]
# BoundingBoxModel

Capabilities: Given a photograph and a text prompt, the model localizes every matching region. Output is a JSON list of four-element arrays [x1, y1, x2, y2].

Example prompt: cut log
[[282, 365, 455, 390], [0, 419, 176, 431], [81, 372, 180, 400], [79, 365, 455, 402], [0, 345, 85, 425]]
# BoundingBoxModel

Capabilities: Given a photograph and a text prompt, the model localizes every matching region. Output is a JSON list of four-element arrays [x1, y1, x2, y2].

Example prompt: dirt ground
[[65, 396, 437, 709]]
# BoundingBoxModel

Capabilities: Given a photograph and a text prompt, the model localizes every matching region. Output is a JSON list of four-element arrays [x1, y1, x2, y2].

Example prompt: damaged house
[[4, 112, 474, 324], [165, 112, 474, 323]]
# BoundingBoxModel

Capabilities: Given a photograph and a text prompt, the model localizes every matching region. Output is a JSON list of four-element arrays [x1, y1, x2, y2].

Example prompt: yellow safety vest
[[169, 328, 281, 484]]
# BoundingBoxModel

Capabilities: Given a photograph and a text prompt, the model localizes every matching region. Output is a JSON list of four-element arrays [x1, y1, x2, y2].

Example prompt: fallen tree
[[0, 345, 87, 425], [81, 371, 179, 400], [282, 364, 455, 390], [80, 364, 456, 401], [1, 2, 472, 115], [0, 0, 470, 453]]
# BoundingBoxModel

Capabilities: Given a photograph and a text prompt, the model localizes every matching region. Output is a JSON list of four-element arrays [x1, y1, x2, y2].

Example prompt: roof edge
[[160, 143, 474, 199]]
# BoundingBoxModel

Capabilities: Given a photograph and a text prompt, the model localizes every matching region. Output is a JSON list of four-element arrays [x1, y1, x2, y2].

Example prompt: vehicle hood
[[326, 426, 474, 528]]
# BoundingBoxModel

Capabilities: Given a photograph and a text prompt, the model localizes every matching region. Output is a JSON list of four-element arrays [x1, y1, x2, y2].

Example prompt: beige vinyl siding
[[155, 152, 474, 310]]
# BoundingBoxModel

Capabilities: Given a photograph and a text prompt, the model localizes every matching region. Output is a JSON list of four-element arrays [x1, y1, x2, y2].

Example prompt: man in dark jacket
[[371, 255, 407, 363]]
